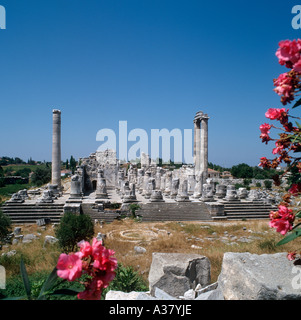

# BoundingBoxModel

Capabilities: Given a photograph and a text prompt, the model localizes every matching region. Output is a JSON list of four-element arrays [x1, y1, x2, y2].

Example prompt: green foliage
[[55, 212, 94, 253], [30, 166, 51, 186], [102, 264, 148, 298], [69, 156, 77, 174], [0, 210, 11, 244], [276, 228, 301, 246], [129, 203, 141, 218], [258, 239, 278, 252], [14, 167, 31, 178], [109, 202, 121, 209], [0, 184, 31, 197], [0, 157, 26, 166], [231, 163, 253, 179], [264, 180, 272, 189], [1, 258, 81, 300]]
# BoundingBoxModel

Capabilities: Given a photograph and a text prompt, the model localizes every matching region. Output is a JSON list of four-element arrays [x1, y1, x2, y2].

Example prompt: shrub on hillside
[[0, 210, 11, 247], [55, 212, 94, 253], [30, 167, 51, 186]]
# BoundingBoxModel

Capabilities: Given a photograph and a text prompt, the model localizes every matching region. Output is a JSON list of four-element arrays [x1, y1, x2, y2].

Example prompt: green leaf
[[37, 267, 58, 299], [295, 211, 301, 218], [296, 121, 301, 129], [276, 228, 301, 246], [0, 296, 27, 300], [51, 288, 82, 296], [20, 257, 31, 300], [293, 98, 301, 109]]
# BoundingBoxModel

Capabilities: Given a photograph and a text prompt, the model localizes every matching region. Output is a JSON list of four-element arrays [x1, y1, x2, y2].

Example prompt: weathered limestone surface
[[148, 252, 211, 297], [51, 109, 61, 189], [218, 252, 301, 300]]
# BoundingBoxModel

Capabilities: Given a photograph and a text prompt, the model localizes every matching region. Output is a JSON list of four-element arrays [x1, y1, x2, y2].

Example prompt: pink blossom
[[269, 218, 292, 235], [259, 123, 271, 134], [276, 39, 301, 67], [287, 251, 297, 261], [259, 157, 271, 168], [278, 205, 293, 217], [93, 247, 117, 271], [265, 108, 288, 120], [269, 205, 295, 235], [293, 59, 301, 72], [288, 183, 301, 196], [272, 141, 284, 154], [77, 277, 103, 300], [56, 253, 82, 281], [77, 240, 92, 259]]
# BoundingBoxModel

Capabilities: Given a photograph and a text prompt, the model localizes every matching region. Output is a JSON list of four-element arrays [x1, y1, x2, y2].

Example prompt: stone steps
[[222, 201, 275, 220], [136, 202, 212, 222], [81, 203, 120, 223], [1, 202, 64, 223]]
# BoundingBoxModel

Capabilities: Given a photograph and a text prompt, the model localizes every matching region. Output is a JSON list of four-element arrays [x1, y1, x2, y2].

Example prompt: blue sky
[[0, 0, 300, 167]]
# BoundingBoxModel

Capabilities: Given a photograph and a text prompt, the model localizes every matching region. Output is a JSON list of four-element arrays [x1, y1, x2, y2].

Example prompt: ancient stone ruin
[[2, 110, 278, 223]]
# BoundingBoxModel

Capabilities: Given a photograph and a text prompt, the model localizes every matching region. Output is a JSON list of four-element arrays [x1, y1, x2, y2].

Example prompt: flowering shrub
[[56, 238, 117, 300], [260, 39, 301, 262]]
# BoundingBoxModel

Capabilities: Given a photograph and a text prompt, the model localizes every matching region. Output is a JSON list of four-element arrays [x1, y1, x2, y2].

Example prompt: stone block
[[218, 252, 301, 300], [148, 253, 211, 297]]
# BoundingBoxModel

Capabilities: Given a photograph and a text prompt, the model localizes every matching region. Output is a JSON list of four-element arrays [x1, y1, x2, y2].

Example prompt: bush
[[55, 212, 94, 253], [264, 180, 272, 189], [30, 167, 51, 186], [129, 203, 141, 218], [102, 264, 148, 298], [0, 210, 11, 246]]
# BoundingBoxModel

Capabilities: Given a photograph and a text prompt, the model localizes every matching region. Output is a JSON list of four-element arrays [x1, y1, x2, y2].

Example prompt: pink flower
[[269, 205, 295, 235], [259, 123, 271, 135], [288, 183, 301, 196], [269, 218, 292, 235], [91, 237, 103, 255], [265, 108, 287, 120], [272, 141, 284, 154], [276, 39, 301, 67], [77, 277, 103, 300], [56, 253, 82, 281], [273, 73, 295, 104], [260, 123, 272, 144], [287, 251, 297, 261], [93, 247, 118, 271], [293, 59, 301, 72], [77, 240, 92, 259], [258, 157, 271, 168], [278, 205, 293, 217]]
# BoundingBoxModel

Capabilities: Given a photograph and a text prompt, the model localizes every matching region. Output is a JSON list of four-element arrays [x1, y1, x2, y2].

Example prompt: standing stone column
[[51, 109, 61, 190], [193, 119, 201, 174], [200, 114, 209, 180]]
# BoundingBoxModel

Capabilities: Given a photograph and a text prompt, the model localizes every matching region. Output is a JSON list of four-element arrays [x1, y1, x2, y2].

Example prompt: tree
[[0, 210, 11, 246], [55, 212, 94, 253], [69, 156, 77, 174], [30, 166, 51, 186], [230, 163, 253, 179]]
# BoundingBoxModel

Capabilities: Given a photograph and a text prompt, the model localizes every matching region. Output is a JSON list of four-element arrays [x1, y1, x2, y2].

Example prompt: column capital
[[194, 110, 209, 121]]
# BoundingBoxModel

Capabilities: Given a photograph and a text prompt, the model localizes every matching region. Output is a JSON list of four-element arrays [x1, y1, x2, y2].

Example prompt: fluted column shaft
[[51, 109, 61, 189], [200, 117, 209, 178], [194, 119, 201, 173]]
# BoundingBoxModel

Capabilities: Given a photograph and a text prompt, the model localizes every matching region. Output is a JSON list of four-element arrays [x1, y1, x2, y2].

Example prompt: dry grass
[[2, 218, 301, 284]]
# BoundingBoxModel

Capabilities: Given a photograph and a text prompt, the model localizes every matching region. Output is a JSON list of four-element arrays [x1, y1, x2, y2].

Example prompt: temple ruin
[[1, 110, 277, 223]]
